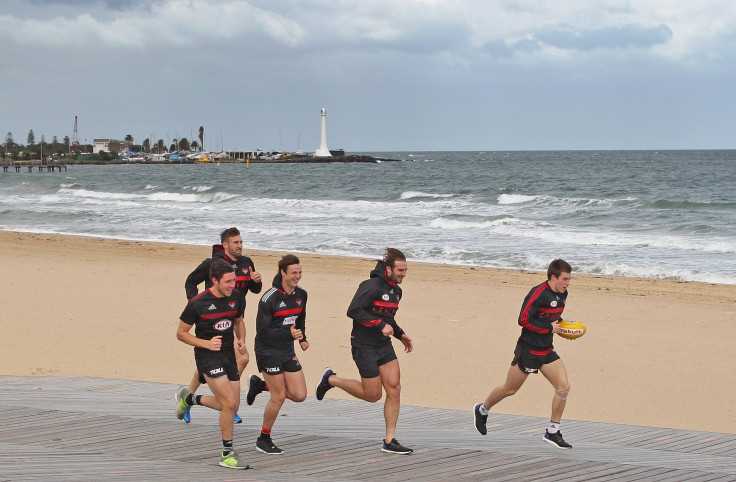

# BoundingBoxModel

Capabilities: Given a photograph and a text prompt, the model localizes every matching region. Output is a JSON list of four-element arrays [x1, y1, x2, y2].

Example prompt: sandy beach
[[2, 230, 735, 434]]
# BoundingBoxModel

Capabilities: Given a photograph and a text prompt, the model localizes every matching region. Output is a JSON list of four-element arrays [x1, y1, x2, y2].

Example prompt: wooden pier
[[1, 376, 734, 481], [2, 163, 67, 173]]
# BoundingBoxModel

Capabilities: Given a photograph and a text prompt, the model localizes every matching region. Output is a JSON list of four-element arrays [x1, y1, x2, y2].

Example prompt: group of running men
[[175, 227, 574, 470]]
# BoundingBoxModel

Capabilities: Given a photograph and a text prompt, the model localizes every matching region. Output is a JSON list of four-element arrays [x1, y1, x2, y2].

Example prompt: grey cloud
[[25, 0, 144, 9], [534, 23, 673, 51]]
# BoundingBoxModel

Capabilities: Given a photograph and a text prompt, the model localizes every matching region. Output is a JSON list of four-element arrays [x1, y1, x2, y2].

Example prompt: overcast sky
[[1, 0, 735, 151]]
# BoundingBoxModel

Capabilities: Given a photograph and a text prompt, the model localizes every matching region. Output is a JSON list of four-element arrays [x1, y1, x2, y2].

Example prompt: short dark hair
[[278, 254, 300, 273], [210, 257, 235, 281], [547, 259, 572, 279], [220, 227, 240, 244], [382, 248, 406, 268]]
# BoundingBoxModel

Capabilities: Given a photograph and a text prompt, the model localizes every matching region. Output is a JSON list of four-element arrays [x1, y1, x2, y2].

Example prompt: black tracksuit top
[[254, 273, 307, 356], [184, 244, 262, 302], [517, 281, 567, 349], [347, 261, 406, 347]]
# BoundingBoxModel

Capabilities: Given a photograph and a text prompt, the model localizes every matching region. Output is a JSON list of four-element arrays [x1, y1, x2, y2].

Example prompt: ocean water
[[2, 150, 735, 284]]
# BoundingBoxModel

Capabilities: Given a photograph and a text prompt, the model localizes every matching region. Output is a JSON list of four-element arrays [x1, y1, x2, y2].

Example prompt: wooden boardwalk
[[1, 376, 734, 481]]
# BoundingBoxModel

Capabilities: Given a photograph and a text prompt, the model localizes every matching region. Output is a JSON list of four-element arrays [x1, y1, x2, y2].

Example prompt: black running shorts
[[351, 343, 397, 378], [195, 350, 240, 382], [256, 354, 302, 376], [511, 342, 560, 374]]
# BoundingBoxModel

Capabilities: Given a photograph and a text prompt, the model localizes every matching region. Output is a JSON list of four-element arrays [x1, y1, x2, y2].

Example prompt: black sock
[[185, 393, 194, 405], [193, 394, 204, 406], [222, 439, 233, 456]]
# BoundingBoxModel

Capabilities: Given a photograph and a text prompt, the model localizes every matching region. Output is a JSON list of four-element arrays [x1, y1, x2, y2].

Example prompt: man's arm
[[346, 280, 386, 332], [233, 317, 248, 355], [184, 259, 211, 300], [248, 261, 263, 294], [176, 320, 222, 351]]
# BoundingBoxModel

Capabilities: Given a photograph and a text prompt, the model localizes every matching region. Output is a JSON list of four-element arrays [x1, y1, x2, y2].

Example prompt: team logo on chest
[[551, 300, 558, 307], [213, 319, 233, 331], [228, 301, 236, 309], [296, 298, 303, 306], [382, 294, 390, 301]]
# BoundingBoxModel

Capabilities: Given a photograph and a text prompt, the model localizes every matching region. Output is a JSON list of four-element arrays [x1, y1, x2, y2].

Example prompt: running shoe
[[183, 407, 191, 424], [246, 374, 264, 406], [543, 430, 572, 449], [219, 450, 249, 469], [473, 403, 488, 435], [315, 367, 334, 401], [382, 438, 413, 455], [233, 412, 242, 423], [256, 436, 284, 455], [175, 386, 193, 420]]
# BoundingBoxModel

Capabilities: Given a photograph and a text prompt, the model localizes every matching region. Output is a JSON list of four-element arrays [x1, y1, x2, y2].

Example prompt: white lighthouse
[[315, 107, 332, 157]]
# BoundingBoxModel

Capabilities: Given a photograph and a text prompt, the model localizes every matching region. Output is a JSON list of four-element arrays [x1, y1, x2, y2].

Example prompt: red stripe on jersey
[[360, 319, 382, 327], [373, 300, 399, 308], [273, 307, 303, 317], [539, 307, 564, 314], [190, 289, 212, 302], [235, 275, 251, 281], [200, 310, 237, 320], [530, 347, 552, 356], [519, 285, 550, 334]]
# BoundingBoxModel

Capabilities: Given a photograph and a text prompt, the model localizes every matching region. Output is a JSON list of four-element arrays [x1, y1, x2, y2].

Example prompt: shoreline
[[3, 227, 734, 288], [2, 230, 735, 433]]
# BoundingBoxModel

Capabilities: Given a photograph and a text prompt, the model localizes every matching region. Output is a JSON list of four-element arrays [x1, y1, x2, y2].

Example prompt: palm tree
[[198, 126, 204, 151], [191, 140, 199, 151]]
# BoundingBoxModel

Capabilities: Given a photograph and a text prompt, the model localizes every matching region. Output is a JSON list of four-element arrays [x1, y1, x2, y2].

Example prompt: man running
[[246, 255, 309, 454], [175, 258, 249, 469], [180, 227, 262, 423], [473, 259, 574, 449], [314, 248, 414, 455]]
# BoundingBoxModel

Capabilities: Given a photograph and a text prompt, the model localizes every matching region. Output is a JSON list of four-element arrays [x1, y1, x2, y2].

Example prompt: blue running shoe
[[233, 412, 242, 424], [183, 407, 191, 423]]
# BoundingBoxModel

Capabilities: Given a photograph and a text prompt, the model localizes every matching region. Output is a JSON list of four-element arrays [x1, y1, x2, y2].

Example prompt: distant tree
[[5, 132, 15, 154], [27, 130, 35, 146], [170, 143, 176, 152], [99, 150, 110, 161], [156, 139, 165, 153], [179, 137, 191, 151], [124, 134, 133, 143], [191, 140, 199, 151], [143, 138, 151, 152], [198, 126, 204, 151], [63, 135, 70, 152]]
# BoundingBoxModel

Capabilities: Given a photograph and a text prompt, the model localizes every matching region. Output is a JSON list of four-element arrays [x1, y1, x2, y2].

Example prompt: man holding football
[[473, 259, 574, 449]]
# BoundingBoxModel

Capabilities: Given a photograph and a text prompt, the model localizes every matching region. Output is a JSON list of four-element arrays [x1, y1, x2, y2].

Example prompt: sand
[[1, 231, 735, 434]]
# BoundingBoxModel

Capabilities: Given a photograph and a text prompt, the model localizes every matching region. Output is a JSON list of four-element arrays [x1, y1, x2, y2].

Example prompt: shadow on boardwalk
[[1, 376, 735, 481]]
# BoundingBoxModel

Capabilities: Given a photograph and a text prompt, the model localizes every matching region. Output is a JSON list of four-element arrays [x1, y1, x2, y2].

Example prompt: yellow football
[[557, 320, 586, 340]]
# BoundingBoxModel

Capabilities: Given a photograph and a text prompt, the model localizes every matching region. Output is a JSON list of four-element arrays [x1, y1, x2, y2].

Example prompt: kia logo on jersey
[[213, 319, 233, 331]]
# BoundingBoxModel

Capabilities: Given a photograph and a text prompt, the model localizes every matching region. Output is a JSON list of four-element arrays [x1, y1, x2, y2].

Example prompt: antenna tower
[[71, 115, 80, 149]]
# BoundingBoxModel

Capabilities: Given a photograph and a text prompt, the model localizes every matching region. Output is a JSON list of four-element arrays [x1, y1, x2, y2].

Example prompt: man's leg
[[484, 365, 529, 410], [187, 369, 202, 394], [539, 359, 570, 424], [377, 360, 401, 442], [539, 359, 572, 449], [327, 372, 383, 403], [282, 370, 307, 403], [204, 375, 241, 443], [474, 365, 529, 435], [261, 372, 286, 431]]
